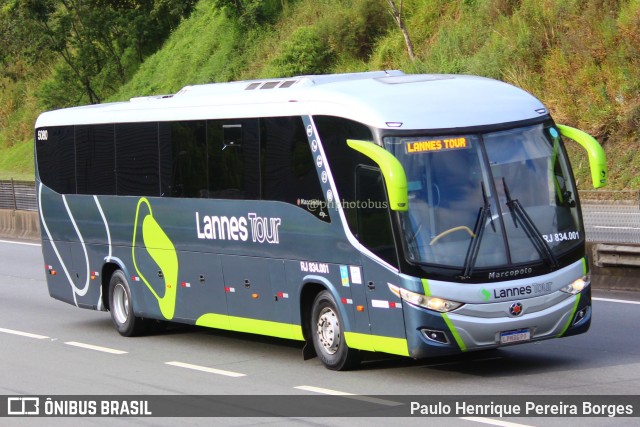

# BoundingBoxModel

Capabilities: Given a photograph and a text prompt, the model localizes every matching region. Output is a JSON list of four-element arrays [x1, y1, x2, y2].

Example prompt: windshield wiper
[[502, 178, 559, 268], [403, 215, 421, 260], [460, 182, 495, 279]]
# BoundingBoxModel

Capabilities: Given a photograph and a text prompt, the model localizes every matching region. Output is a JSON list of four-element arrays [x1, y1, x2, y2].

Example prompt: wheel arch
[[100, 257, 129, 312], [299, 275, 351, 341]]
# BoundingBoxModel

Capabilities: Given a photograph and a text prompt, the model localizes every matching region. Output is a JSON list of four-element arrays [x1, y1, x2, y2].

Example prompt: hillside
[[1, 0, 639, 189]]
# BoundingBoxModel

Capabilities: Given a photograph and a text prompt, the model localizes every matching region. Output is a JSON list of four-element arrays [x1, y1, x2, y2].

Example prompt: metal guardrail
[[581, 190, 640, 245], [0, 179, 37, 211]]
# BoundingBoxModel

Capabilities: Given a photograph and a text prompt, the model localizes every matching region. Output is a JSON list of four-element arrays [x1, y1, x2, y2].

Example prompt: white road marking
[[64, 341, 127, 354], [0, 239, 41, 247], [593, 297, 640, 305], [295, 385, 353, 395], [295, 386, 402, 407], [165, 361, 246, 377], [461, 417, 534, 427], [593, 226, 640, 230], [588, 212, 639, 215], [297, 386, 537, 424], [0, 327, 49, 339]]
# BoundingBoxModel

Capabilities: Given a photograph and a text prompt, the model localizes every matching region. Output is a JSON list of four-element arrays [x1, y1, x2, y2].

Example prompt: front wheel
[[108, 270, 148, 337], [311, 290, 360, 370]]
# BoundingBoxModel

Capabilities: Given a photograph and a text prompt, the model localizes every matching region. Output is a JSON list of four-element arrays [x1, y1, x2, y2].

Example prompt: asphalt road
[[0, 239, 639, 427]]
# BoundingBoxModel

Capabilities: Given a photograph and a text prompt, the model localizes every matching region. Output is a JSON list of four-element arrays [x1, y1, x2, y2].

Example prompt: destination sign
[[406, 137, 468, 154]]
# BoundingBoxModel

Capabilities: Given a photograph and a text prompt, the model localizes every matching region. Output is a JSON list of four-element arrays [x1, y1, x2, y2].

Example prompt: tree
[[386, 0, 416, 62], [6, 0, 196, 107], [213, 0, 286, 26]]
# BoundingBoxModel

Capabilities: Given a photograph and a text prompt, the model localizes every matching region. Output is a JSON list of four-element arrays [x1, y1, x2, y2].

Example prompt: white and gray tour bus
[[35, 71, 606, 370]]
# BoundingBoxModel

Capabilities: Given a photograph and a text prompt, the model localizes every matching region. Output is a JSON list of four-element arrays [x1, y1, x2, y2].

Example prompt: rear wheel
[[108, 270, 148, 336], [311, 290, 360, 370]]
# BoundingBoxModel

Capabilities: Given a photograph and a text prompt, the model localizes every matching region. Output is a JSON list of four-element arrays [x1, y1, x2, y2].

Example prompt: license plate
[[500, 328, 531, 344]]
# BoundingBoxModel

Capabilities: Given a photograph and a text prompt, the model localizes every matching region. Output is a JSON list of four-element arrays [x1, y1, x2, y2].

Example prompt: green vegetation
[[2, 0, 639, 189], [0, 140, 33, 180]]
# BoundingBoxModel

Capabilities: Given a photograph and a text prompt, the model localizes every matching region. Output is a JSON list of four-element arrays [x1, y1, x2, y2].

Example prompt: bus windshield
[[384, 122, 582, 273]]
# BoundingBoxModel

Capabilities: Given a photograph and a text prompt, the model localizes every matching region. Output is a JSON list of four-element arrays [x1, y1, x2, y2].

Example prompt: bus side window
[[207, 119, 260, 200], [161, 121, 207, 198], [115, 122, 160, 196], [356, 166, 398, 267], [76, 124, 115, 196], [313, 116, 375, 233], [36, 125, 76, 194], [261, 116, 329, 221]]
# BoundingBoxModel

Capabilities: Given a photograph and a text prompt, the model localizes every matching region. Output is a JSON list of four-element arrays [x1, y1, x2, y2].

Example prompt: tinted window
[[36, 126, 75, 194], [116, 122, 159, 196], [207, 119, 260, 199], [262, 117, 328, 220], [76, 124, 115, 195], [314, 116, 374, 232], [356, 167, 397, 266], [161, 121, 207, 198]]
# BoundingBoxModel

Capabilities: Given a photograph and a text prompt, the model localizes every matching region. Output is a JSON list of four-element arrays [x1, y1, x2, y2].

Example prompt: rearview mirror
[[347, 139, 408, 211], [557, 124, 607, 189]]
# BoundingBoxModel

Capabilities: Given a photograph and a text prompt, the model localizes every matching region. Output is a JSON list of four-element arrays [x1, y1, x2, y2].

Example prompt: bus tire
[[108, 270, 148, 337], [311, 290, 360, 370]]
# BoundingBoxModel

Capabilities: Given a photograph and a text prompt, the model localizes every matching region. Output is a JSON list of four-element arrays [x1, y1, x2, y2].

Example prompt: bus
[[35, 71, 606, 370]]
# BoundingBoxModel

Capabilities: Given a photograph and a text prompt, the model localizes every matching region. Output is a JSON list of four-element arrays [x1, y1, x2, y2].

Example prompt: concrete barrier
[[587, 242, 640, 291], [592, 243, 640, 267], [0, 209, 40, 240]]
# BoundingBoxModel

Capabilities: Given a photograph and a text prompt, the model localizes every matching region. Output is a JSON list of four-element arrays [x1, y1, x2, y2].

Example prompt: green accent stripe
[[421, 278, 431, 296], [344, 331, 375, 351], [196, 313, 304, 341], [582, 257, 588, 275], [345, 332, 409, 356], [557, 294, 581, 337], [442, 313, 467, 352], [422, 278, 466, 352], [346, 139, 408, 211]]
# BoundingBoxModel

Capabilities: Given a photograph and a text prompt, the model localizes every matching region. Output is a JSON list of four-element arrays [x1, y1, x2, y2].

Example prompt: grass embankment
[[2, 0, 639, 189]]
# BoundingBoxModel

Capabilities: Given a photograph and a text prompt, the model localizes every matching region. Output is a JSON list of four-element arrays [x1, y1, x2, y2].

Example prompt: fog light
[[573, 306, 590, 326], [421, 329, 449, 344]]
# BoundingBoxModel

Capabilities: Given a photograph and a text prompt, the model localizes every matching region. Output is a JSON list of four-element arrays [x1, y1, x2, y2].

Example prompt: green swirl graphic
[[132, 198, 178, 320]]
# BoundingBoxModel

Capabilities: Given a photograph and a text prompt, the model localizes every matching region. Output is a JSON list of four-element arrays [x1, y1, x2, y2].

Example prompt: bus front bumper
[[402, 286, 591, 359]]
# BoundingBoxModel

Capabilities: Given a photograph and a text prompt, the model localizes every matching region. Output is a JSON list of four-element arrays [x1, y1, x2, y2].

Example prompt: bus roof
[[35, 71, 548, 130]]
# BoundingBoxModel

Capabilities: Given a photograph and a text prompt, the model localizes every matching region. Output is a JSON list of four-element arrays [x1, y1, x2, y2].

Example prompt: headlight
[[388, 283, 463, 312], [560, 274, 590, 294]]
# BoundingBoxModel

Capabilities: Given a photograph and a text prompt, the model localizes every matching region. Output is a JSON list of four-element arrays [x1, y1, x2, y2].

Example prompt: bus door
[[359, 260, 406, 341], [354, 167, 406, 343]]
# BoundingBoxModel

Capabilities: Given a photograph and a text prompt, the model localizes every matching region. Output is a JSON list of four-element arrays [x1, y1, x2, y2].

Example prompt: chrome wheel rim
[[316, 307, 340, 355], [113, 283, 129, 325]]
